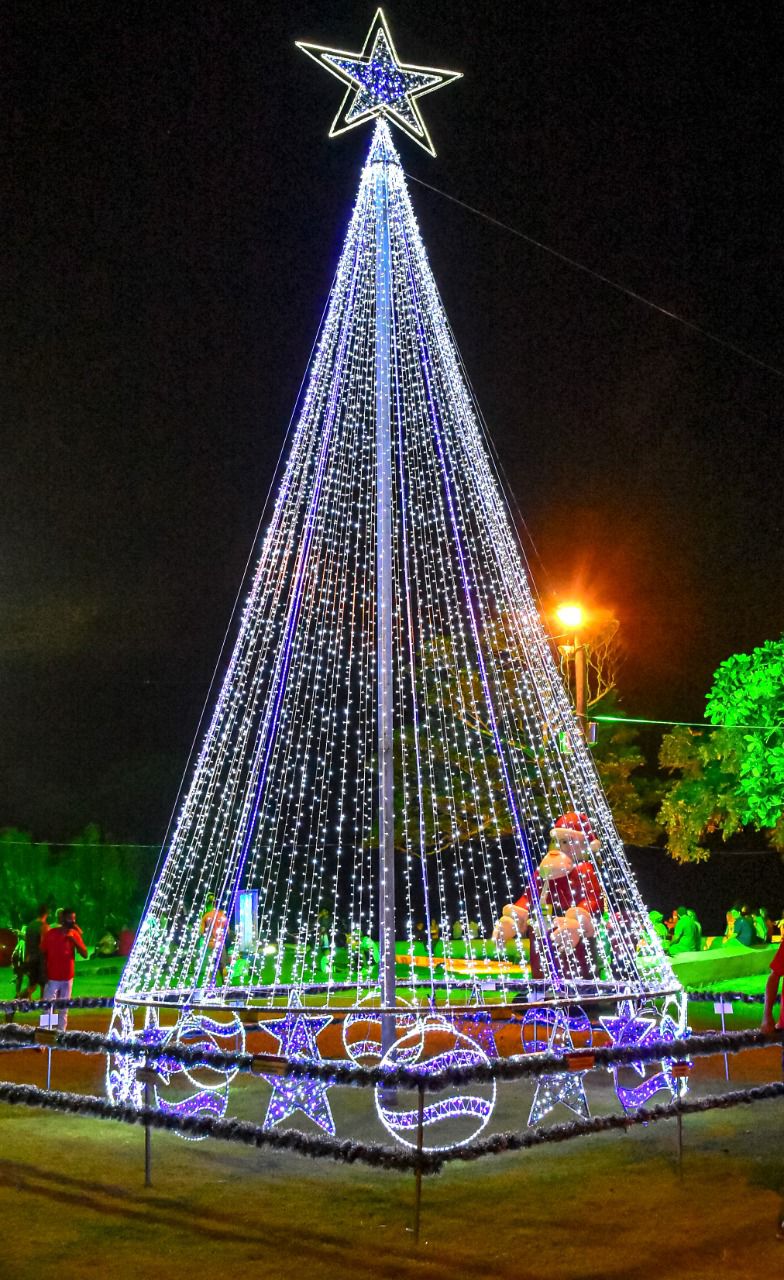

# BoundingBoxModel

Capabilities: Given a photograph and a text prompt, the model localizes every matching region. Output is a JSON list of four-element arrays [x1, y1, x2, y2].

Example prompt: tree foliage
[[590, 695, 664, 846], [558, 614, 625, 709], [375, 620, 658, 857], [658, 637, 784, 863], [0, 826, 157, 936]]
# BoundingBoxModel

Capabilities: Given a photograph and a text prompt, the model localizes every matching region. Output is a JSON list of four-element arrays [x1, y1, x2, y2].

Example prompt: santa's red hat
[[551, 811, 601, 854]]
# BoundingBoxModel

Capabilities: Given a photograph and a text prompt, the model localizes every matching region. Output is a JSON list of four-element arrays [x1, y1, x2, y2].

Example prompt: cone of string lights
[[111, 12, 682, 1105]]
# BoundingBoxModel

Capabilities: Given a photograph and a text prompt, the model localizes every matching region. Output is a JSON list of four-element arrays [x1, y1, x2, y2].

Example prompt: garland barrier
[[0, 1021, 781, 1087], [0, 1076, 782, 1176], [0, 986, 770, 1018]]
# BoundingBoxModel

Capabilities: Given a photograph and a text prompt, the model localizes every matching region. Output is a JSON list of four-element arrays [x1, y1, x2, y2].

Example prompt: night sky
[[4, 1, 783, 842]]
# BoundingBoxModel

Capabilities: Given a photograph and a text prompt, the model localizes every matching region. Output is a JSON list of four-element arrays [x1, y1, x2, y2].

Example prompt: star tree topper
[[297, 7, 461, 156]]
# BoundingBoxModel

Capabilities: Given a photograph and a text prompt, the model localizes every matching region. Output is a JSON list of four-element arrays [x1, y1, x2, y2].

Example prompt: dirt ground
[[0, 997, 782, 1280]]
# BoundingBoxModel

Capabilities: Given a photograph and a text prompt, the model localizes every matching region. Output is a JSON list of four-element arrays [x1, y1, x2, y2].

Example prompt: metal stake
[[137, 1067, 158, 1188], [413, 1082, 425, 1243], [719, 1003, 730, 1082], [676, 1109, 683, 1177], [46, 1003, 54, 1090], [144, 1079, 152, 1187]]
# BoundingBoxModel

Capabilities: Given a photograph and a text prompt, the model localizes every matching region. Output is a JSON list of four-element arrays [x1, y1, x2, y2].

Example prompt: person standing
[[761, 935, 784, 1035], [41, 908, 88, 1030], [200, 893, 230, 985], [23, 904, 49, 999]]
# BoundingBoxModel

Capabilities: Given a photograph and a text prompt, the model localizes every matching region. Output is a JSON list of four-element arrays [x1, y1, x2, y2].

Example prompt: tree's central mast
[[374, 131, 396, 1034]]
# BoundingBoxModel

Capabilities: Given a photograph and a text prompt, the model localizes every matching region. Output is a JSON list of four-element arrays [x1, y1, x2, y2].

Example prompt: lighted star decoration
[[297, 7, 461, 156], [601, 1003, 686, 1112], [261, 995, 335, 1134], [526, 1010, 591, 1127], [599, 1001, 659, 1078]]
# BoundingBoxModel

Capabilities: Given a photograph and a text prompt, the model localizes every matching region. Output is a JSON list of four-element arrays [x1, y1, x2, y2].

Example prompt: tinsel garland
[[1, 1077, 782, 1175], [0, 1080, 421, 1172], [438, 1080, 784, 1165], [1, 1021, 781, 1088], [0, 987, 770, 1017]]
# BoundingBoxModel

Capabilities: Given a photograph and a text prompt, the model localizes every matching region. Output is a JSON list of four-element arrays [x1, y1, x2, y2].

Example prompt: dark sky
[[3, 1, 783, 841]]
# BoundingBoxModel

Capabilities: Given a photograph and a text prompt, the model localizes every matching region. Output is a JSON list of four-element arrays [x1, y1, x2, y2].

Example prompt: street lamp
[[555, 602, 587, 739]]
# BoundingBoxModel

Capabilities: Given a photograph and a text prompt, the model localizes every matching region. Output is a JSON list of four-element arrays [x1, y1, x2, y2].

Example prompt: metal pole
[[46, 1003, 54, 1090], [374, 135, 396, 1062], [676, 1109, 683, 1177], [144, 1080, 152, 1187], [720, 1003, 730, 1082], [413, 1082, 425, 1242], [574, 634, 587, 739]]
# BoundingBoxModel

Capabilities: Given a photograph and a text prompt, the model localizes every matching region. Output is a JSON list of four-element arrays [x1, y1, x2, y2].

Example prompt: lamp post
[[555, 603, 587, 740]]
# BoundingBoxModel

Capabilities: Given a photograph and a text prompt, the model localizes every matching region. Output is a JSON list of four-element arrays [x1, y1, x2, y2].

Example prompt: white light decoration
[[106, 1007, 245, 1141], [375, 1016, 496, 1150], [521, 1006, 591, 1126], [112, 12, 680, 1111]]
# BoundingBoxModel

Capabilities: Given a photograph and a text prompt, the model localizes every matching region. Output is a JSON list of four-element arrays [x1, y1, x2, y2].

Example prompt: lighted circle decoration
[[342, 991, 417, 1065], [518, 1004, 592, 1055], [105, 1005, 245, 1140], [374, 1016, 496, 1151]]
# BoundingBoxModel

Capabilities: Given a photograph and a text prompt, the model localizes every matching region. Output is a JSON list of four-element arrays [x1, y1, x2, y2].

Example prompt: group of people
[[724, 903, 781, 947], [648, 902, 783, 955], [13, 904, 88, 1030], [648, 907, 704, 955]]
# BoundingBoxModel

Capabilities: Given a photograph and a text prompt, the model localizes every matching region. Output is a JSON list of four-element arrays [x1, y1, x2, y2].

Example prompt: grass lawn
[[1, 963, 781, 1277], [0, 1059, 782, 1280]]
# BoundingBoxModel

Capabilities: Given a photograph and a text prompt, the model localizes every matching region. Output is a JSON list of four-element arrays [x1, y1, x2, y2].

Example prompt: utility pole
[[574, 634, 587, 740], [555, 603, 588, 741]]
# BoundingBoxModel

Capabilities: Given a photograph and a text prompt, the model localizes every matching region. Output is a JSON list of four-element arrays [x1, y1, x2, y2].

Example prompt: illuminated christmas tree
[[114, 10, 679, 1068]]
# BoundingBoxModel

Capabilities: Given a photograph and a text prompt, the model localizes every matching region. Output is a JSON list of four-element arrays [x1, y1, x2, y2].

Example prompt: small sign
[[713, 1002, 734, 1015], [251, 1053, 289, 1077], [38, 1012, 58, 1029], [671, 1061, 692, 1079], [234, 888, 259, 954]]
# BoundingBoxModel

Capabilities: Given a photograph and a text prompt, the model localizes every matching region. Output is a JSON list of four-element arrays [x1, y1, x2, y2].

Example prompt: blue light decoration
[[261, 995, 335, 1134], [110, 9, 684, 1153], [375, 1017, 496, 1151], [460, 1009, 499, 1061], [601, 999, 690, 1112], [521, 1007, 591, 1126], [297, 7, 461, 155], [599, 1001, 657, 1077]]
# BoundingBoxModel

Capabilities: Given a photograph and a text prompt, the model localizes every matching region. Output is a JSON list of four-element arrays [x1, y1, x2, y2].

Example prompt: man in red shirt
[[761, 936, 784, 1034], [41, 908, 88, 1030]]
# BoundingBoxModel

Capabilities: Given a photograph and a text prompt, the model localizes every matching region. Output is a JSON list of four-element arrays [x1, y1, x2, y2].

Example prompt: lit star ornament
[[601, 1003, 686, 1112], [297, 7, 461, 155], [526, 1009, 591, 1127], [261, 995, 335, 1134]]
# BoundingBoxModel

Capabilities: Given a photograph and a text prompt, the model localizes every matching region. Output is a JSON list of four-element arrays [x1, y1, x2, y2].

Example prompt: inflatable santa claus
[[493, 811, 604, 979]]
